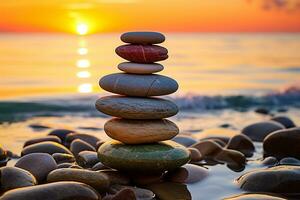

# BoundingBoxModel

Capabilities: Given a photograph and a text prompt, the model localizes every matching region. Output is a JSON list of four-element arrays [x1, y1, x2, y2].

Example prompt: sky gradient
[[1, 0, 300, 34]]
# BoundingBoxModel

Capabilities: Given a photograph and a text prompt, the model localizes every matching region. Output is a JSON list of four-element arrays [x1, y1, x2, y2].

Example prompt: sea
[[0, 33, 300, 199]]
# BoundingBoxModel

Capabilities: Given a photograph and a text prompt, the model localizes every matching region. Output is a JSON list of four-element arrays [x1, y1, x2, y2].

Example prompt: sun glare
[[78, 83, 93, 93], [76, 59, 90, 68], [76, 23, 88, 35]]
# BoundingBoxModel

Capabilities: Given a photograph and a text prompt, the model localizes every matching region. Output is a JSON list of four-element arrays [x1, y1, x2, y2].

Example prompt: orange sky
[[0, 0, 300, 33]]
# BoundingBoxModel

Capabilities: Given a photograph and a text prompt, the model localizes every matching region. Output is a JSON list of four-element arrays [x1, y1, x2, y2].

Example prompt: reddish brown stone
[[115, 44, 168, 63]]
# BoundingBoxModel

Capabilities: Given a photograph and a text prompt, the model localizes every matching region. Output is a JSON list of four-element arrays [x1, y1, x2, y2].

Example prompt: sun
[[76, 23, 88, 35]]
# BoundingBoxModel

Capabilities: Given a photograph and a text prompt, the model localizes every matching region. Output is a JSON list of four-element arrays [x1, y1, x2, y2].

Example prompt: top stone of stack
[[121, 32, 165, 44]]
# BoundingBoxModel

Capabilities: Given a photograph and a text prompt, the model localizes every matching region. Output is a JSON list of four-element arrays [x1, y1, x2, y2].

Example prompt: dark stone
[[98, 169, 130, 185], [279, 157, 300, 166], [187, 147, 202, 162], [57, 163, 73, 169], [91, 162, 109, 171], [65, 133, 100, 149], [120, 31, 165, 44], [70, 139, 96, 157], [48, 129, 75, 142], [171, 135, 198, 147], [23, 136, 62, 147], [242, 121, 284, 142], [52, 153, 75, 164], [129, 172, 164, 185], [15, 153, 57, 183], [263, 127, 300, 159], [261, 156, 278, 166], [254, 107, 270, 115], [77, 151, 99, 168], [0, 181, 100, 200], [108, 185, 154, 200], [103, 188, 136, 200], [190, 140, 223, 159], [145, 182, 191, 200], [21, 141, 72, 156], [271, 116, 296, 128], [224, 193, 286, 200], [226, 134, 255, 157]]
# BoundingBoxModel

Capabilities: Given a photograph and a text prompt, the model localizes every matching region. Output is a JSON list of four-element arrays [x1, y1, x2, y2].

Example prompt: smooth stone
[[109, 185, 154, 200], [52, 153, 75, 164], [237, 165, 300, 194], [100, 73, 178, 97], [241, 121, 285, 142], [0, 158, 9, 167], [226, 134, 255, 157], [69, 164, 83, 169], [200, 138, 227, 147], [23, 136, 62, 147], [15, 153, 57, 183], [92, 162, 109, 171], [190, 140, 223, 159], [98, 169, 130, 185], [104, 118, 179, 144], [70, 139, 96, 157], [121, 32, 165, 44], [116, 44, 168, 63], [271, 116, 296, 128], [96, 95, 178, 119], [57, 162, 73, 169], [0, 181, 100, 200], [65, 133, 100, 149], [103, 188, 136, 200], [0, 146, 7, 160], [171, 135, 198, 147], [48, 129, 75, 142], [187, 147, 203, 162], [130, 173, 164, 185], [214, 149, 246, 167], [254, 107, 270, 115], [261, 156, 278, 166], [0, 167, 36, 192], [145, 182, 191, 200], [77, 151, 99, 168], [28, 124, 50, 130], [47, 168, 110, 192], [98, 140, 190, 172], [118, 62, 164, 74], [279, 157, 300, 166], [224, 193, 286, 200], [21, 141, 72, 156], [263, 127, 300, 159], [165, 164, 209, 183], [5, 150, 19, 159]]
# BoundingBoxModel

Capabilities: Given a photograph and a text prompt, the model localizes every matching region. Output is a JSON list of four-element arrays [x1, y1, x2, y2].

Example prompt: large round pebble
[[118, 62, 164, 74], [121, 32, 165, 44], [98, 140, 190, 172], [96, 95, 178, 119], [104, 118, 179, 144], [21, 141, 72, 156]]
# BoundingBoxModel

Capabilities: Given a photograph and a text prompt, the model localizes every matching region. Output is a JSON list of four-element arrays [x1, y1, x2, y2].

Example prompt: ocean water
[[1, 33, 300, 199]]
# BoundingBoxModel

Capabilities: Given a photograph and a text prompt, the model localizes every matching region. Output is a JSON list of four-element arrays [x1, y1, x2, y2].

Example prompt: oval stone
[[121, 32, 165, 44], [99, 73, 178, 97], [98, 140, 190, 172], [118, 62, 164, 74], [95, 95, 178, 119], [104, 118, 179, 144], [23, 136, 62, 147], [116, 44, 168, 63], [21, 141, 72, 156], [0, 182, 100, 200]]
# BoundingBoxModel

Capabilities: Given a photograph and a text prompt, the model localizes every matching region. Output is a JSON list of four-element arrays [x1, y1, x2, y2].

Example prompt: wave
[[0, 86, 299, 123]]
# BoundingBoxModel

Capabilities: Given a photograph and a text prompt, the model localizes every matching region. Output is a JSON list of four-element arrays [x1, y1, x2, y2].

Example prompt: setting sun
[[76, 23, 88, 35]]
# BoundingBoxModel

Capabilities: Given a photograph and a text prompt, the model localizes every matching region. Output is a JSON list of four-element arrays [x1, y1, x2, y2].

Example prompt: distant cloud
[[247, 0, 300, 11]]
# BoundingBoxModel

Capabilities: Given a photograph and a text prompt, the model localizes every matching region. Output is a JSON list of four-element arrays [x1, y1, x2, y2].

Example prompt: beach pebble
[[5, 150, 19, 159], [70, 139, 96, 157], [254, 107, 270, 115], [118, 62, 164, 74], [214, 149, 246, 167], [28, 124, 50, 130], [47, 168, 110, 192], [200, 138, 227, 147], [77, 151, 99, 168], [145, 182, 191, 200], [104, 118, 179, 144], [194, 128, 238, 143], [130, 173, 164, 185], [261, 156, 278, 166], [0, 146, 7, 160], [271, 116, 296, 128], [21, 141, 72, 156], [109, 185, 154, 200], [96, 96, 178, 119], [224, 193, 286, 200], [23, 136, 62, 147], [241, 121, 285, 142], [237, 165, 300, 194], [263, 127, 300, 159], [65, 133, 100, 149], [121, 31, 165, 44], [99, 169, 130, 185], [171, 135, 198, 147], [100, 73, 178, 97], [0, 181, 100, 200], [190, 140, 223, 159], [116, 44, 168, 63], [279, 157, 300, 166], [15, 153, 57, 183], [98, 140, 190, 173], [48, 129, 75, 142], [52, 153, 75, 164], [92, 162, 109, 171], [103, 188, 136, 200], [57, 162, 73, 169], [0, 166, 36, 192], [165, 164, 209, 183], [226, 134, 255, 157], [188, 147, 203, 162]]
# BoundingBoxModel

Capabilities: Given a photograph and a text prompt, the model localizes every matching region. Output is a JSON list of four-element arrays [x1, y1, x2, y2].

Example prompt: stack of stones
[[96, 32, 190, 173]]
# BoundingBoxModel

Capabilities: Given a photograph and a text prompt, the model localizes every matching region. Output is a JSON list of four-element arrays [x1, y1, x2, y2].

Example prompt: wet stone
[[109, 185, 154, 200], [103, 188, 137, 200], [145, 182, 191, 200], [190, 140, 223, 159], [226, 134, 255, 157], [99, 169, 130, 185], [23, 136, 62, 147], [70, 139, 96, 157], [52, 153, 75, 164], [65, 133, 100, 149], [187, 147, 203, 162], [279, 157, 300, 166], [77, 151, 99, 168], [48, 129, 75, 142], [171, 135, 198, 147], [261, 156, 278, 166], [21, 141, 72, 156], [224, 193, 286, 200], [271, 116, 296, 128]]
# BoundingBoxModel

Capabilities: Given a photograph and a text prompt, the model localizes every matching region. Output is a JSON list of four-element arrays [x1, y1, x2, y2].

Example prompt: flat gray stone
[[121, 32, 165, 44]]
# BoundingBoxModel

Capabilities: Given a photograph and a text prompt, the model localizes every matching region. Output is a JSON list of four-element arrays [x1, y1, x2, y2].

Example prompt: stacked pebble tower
[[96, 32, 190, 173]]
